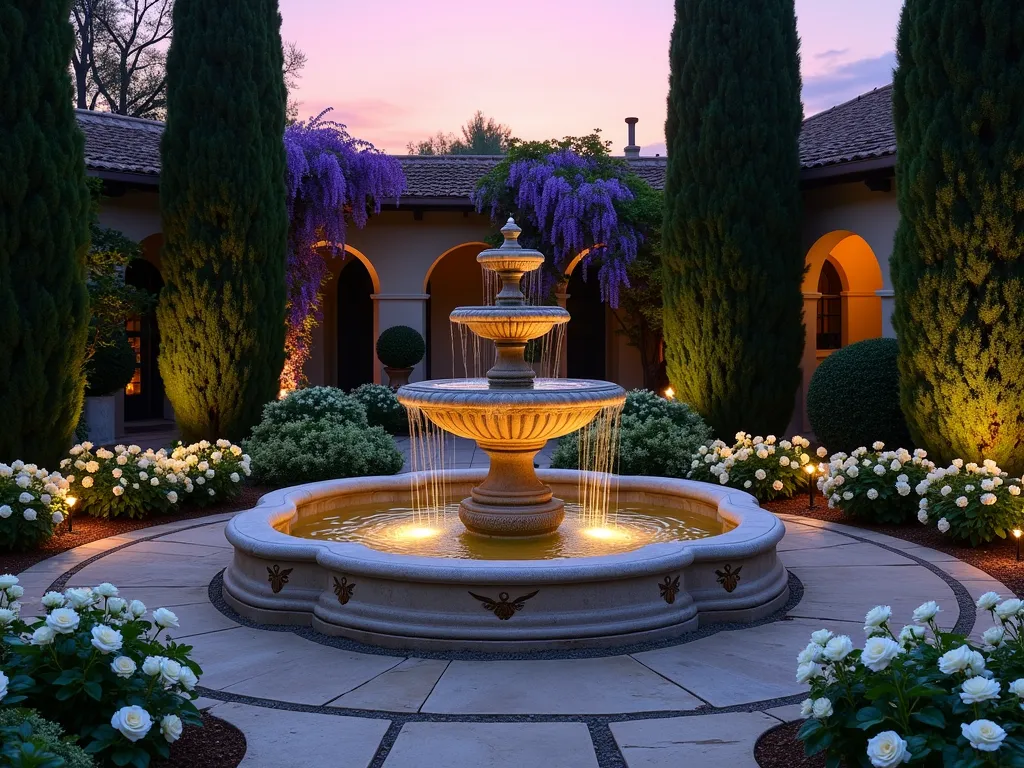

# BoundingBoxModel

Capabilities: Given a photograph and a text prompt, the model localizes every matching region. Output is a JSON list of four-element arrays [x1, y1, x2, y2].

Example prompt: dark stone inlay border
[[207, 569, 804, 661]]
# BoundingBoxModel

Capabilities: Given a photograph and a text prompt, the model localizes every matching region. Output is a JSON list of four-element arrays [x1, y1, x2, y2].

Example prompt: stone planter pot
[[84, 393, 123, 446], [384, 366, 413, 389]]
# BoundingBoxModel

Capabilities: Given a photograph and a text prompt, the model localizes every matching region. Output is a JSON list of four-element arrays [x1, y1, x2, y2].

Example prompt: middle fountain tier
[[397, 217, 626, 537]]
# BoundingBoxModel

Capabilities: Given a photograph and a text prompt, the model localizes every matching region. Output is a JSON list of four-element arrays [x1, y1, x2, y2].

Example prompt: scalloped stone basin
[[223, 470, 789, 651]]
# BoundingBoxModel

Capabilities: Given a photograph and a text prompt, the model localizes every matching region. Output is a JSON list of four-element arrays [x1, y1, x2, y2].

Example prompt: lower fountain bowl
[[223, 470, 788, 652]]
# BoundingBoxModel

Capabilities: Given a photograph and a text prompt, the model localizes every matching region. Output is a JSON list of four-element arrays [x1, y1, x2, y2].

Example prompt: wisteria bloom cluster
[[797, 596, 1024, 766], [282, 110, 406, 389], [474, 146, 642, 307], [917, 459, 1023, 546], [61, 440, 249, 519], [0, 576, 202, 767], [0, 461, 71, 552], [819, 443, 936, 524], [688, 433, 816, 502]]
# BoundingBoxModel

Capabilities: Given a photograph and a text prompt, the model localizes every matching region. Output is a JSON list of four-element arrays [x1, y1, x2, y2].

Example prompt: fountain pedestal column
[[459, 441, 564, 537]]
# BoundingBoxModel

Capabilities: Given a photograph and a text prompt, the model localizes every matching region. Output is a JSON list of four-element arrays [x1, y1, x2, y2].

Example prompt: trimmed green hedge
[[375, 326, 425, 369], [806, 338, 912, 453]]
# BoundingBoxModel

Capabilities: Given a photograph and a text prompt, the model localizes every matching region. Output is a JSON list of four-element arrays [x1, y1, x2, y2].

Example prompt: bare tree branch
[[283, 41, 308, 123]]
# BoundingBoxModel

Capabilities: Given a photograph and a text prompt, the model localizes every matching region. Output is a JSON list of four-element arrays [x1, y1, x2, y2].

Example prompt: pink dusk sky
[[278, 0, 901, 156]]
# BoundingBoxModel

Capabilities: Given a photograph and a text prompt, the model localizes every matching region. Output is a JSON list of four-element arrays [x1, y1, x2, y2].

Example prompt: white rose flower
[[106, 597, 127, 615], [798, 642, 823, 665], [142, 656, 165, 676], [110, 705, 153, 742], [195, 476, 205, 486], [961, 676, 1001, 704], [898, 625, 925, 646], [41, 591, 65, 609], [874, 464, 886, 476], [977, 592, 1001, 611], [800, 698, 814, 717], [18, 492, 33, 504], [46, 607, 80, 634], [178, 665, 198, 690], [153, 607, 179, 628], [961, 719, 1006, 752], [980, 493, 997, 506], [64, 587, 94, 609], [81, 476, 94, 489], [95, 582, 119, 598], [848, 466, 860, 478], [0, 671, 7, 702], [0, 608, 15, 627], [937, 518, 950, 533], [90, 624, 123, 654], [824, 635, 854, 661], [0, 505, 10, 519], [843, 491, 854, 501], [129, 599, 146, 618], [861, 636, 902, 672], [112, 486, 124, 497], [940, 485, 952, 496], [810, 629, 833, 646], [1009, 679, 1024, 698], [912, 601, 941, 623], [772, 480, 784, 491], [743, 480, 752, 488], [811, 697, 833, 719], [111, 656, 137, 678], [866, 731, 910, 767], [0, 574, 18, 590], [872, 441, 885, 451], [917, 509, 929, 524], [982, 626, 1006, 650], [22, 508, 36, 521], [51, 511, 64, 524], [160, 714, 183, 743], [996, 598, 1023, 620], [1010, 485, 1021, 496], [796, 662, 821, 684], [938, 645, 985, 675], [159, 657, 182, 686], [864, 605, 892, 630], [755, 469, 767, 481], [30, 626, 56, 646], [111, 468, 123, 479]]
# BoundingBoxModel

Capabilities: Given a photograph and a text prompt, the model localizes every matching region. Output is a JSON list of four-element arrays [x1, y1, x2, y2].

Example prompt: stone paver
[[212, 702, 389, 768], [330, 657, 451, 712], [422, 656, 702, 714], [384, 722, 599, 768], [611, 712, 778, 768]]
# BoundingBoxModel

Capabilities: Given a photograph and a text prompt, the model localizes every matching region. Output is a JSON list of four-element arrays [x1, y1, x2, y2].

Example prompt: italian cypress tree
[[662, 0, 804, 438], [893, 2, 1024, 471], [158, 0, 288, 441], [0, 1, 91, 466]]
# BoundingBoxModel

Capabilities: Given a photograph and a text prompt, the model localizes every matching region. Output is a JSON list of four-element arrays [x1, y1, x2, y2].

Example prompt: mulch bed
[[0, 485, 273, 575], [755, 721, 825, 768], [152, 712, 247, 768], [765, 496, 1024, 599]]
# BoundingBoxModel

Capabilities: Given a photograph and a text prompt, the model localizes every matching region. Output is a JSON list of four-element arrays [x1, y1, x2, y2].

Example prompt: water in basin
[[285, 501, 734, 560]]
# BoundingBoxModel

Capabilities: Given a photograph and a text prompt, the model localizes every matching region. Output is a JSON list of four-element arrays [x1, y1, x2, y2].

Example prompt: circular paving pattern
[[13, 510, 1005, 768]]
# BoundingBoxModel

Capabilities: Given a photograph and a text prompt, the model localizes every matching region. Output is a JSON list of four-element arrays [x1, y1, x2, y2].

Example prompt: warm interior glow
[[65, 496, 77, 508], [393, 525, 441, 541], [1014, 529, 1022, 539], [663, 387, 675, 400], [582, 526, 630, 542]]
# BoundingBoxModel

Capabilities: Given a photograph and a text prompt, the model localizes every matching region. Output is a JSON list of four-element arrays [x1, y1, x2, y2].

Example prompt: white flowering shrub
[[797, 596, 1024, 766], [261, 386, 367, 427], [688, 433, 813, 501], [0, 709, 95, 768], [62, 440, 249, 519], [916, 459, 1023, 547], [0, 462, 71, 552], [0, 576, 202, 767], [350, 383, 408, 434], [819, 444, 935, 524]]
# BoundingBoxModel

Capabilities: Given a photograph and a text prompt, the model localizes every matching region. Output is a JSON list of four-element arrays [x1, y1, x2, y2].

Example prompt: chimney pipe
[[624, 117, 640, 158]]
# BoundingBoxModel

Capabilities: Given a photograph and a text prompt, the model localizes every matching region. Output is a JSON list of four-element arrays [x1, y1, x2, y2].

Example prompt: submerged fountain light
[[398, 217, 626, 538]]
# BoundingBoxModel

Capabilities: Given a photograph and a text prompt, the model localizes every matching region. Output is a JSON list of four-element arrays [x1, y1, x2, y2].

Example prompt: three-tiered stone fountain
[[223, 218, 789, 651], [398, 218, 626, 538]]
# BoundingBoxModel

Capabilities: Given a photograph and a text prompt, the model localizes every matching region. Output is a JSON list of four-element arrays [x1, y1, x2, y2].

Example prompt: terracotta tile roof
[[77, 86, 896, 193], [800, 85, 896, 169]]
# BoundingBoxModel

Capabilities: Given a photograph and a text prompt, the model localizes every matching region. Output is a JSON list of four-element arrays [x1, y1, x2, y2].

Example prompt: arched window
[[816, 260, 843, 350]]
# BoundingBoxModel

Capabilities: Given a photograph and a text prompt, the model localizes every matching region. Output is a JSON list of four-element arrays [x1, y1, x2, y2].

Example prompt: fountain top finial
[[500, 217, 522, 245]]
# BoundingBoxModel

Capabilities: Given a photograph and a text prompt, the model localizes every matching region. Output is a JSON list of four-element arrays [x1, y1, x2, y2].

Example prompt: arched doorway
[[566, 268, 606, 380], [816, 259, 843, 352], [336, 258, 374, 391], [423, 243, 486, 378], [124, 259, 165, 421]]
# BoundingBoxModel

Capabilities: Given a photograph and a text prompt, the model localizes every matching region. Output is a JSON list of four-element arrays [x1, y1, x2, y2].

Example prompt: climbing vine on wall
[[282, 110, 405, 390]]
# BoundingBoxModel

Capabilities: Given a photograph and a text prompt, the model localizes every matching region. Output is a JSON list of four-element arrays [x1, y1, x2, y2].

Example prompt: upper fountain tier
[[449, 217, 569, 388]]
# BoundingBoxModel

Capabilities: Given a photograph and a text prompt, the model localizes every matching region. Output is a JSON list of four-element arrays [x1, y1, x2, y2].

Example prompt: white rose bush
[[797, 596, 1024, 766], [61, 439, 249, 519], [688, 432, 813, 501], [0, 460, 72, 551], [916, 460, 1023, 546], [0, 576, 202, 767], [818, 445, 935, 524]]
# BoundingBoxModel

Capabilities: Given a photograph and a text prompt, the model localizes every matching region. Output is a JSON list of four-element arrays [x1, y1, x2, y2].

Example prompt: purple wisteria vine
[[473, 139, 642, 306], [282, 110, 405, 390]]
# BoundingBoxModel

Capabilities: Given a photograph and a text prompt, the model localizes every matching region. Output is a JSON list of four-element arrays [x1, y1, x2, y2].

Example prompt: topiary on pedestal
[[375, 325, 425, 388], [806, 338, 912, 454]]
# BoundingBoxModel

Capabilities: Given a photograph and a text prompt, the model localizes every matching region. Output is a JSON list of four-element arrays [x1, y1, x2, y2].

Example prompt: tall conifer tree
[[662, 0, 804, 438], [893, 2, 1024, 471], [158, 0, 288, 441], [0, 0, 91, 466]]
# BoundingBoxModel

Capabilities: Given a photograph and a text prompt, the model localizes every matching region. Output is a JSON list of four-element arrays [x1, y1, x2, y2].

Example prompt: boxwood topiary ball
[[807, 338, 913, 453], [376, 325, 425, 369]]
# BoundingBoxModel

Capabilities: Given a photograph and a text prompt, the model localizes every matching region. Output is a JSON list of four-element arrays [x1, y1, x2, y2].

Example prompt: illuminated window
[[816, 260, 842, 350], [125, 317, 142, 395]]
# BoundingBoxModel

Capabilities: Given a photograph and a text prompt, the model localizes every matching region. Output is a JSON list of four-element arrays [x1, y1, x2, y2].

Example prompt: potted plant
[[82, 331, 137, 444], [375, 325, 425, 389]]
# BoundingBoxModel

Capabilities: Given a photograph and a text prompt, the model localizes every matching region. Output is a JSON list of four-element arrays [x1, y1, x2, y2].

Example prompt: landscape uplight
[[1014, 528, 1022, 561], [805, 463, 817, 508]]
